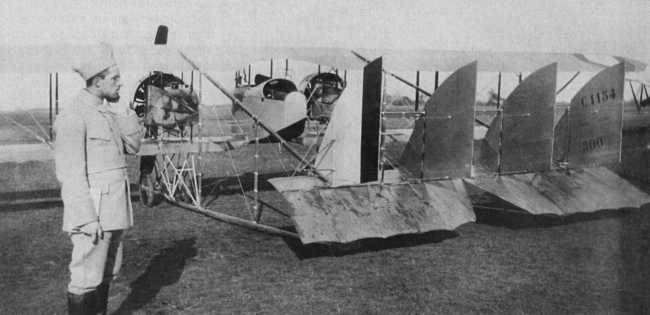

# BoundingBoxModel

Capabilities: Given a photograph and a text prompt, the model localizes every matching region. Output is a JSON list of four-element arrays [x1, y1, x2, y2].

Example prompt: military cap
[[73, 42, 117, 80]]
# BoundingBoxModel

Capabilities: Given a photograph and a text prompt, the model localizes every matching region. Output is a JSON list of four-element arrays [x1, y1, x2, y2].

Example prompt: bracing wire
[[380, 155, 427, 202], [27, 110, 51, 145], [0, 112, 53, 149], [202, 103, 253, 215], [290, 120, 329, 177]]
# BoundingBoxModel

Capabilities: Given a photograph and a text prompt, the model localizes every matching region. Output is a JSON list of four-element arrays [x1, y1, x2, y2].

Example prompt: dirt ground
[[1, 180, 650, 314]]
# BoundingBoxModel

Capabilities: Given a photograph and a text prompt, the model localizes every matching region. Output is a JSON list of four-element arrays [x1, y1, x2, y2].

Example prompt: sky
[[1, 0, 647, 58], [0, 0, 648, 109]]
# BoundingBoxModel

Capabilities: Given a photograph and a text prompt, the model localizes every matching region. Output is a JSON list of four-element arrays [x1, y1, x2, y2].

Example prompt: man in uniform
[[55, 43, 142, 314]]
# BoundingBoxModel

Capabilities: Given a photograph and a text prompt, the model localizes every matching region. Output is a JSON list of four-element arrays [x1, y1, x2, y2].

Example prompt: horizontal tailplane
[[269, 177, 475, 244], [465, 166, 650, 215]]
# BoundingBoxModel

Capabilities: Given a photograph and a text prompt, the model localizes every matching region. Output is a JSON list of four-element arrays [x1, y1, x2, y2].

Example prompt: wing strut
[[629, 80, 640, 112], [351, 50, 430, 97], [556, 71, 580, 95], [350, 50, 489, 128]]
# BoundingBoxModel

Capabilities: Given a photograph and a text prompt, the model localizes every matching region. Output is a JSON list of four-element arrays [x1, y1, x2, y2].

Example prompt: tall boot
[[67, 291, 97, 315], [96, 283, 110, 315]]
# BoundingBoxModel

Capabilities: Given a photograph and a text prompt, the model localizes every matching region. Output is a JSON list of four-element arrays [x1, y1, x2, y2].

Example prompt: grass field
[[1, 185, 649, 314]]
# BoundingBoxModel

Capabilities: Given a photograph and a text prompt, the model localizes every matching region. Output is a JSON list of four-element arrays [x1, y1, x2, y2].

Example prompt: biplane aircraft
[[1, 25, 650, 244]]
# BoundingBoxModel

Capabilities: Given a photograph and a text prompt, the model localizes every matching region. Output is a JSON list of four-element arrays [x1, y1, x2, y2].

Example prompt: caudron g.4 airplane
[[1, 25, 649, 244]]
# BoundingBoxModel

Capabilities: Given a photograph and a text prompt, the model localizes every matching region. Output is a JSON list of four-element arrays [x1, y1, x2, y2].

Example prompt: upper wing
[[0, 44, 645, 74], [0, 45, 192, 74], [355, 48, 646, 72]]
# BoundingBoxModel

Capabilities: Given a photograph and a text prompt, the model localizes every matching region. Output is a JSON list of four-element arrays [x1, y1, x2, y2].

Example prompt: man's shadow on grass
[[113, 238, 197, 315]]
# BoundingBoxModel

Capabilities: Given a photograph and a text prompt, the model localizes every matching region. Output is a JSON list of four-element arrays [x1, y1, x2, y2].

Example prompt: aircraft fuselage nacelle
[[232, 78, 307, 141]]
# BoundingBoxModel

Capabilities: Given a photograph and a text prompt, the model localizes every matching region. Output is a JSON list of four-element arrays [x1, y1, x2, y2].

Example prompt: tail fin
[[399, 61, 477, 179], [154, 25, 168, 45], [555, 63, 625, 168], [484, 63, 557, 173]]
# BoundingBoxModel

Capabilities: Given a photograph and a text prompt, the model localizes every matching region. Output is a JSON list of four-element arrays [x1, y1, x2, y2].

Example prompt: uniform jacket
[[55, 89, 142, 232]]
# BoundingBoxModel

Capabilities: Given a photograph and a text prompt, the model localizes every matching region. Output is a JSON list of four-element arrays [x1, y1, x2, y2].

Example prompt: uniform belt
[[88, 167, 128, 185]]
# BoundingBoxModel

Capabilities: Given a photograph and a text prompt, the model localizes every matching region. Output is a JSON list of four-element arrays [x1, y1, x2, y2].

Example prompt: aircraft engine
[[132, 71, 199, 138], [299, 72, 346, 122], [145, 85, 199, 128]]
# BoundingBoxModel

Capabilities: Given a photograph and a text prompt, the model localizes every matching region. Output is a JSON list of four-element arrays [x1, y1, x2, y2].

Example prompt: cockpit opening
[[263, 79, 298, 101]]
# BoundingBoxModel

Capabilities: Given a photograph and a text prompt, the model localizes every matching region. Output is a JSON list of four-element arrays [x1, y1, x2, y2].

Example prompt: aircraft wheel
[[139, 156, 160, 207], [175, 187, 192, 203], [139, 171, 160, 207]]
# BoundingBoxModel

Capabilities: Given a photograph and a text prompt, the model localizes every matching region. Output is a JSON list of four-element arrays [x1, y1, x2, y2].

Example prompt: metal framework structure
[[135, 53, 335, 240]]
